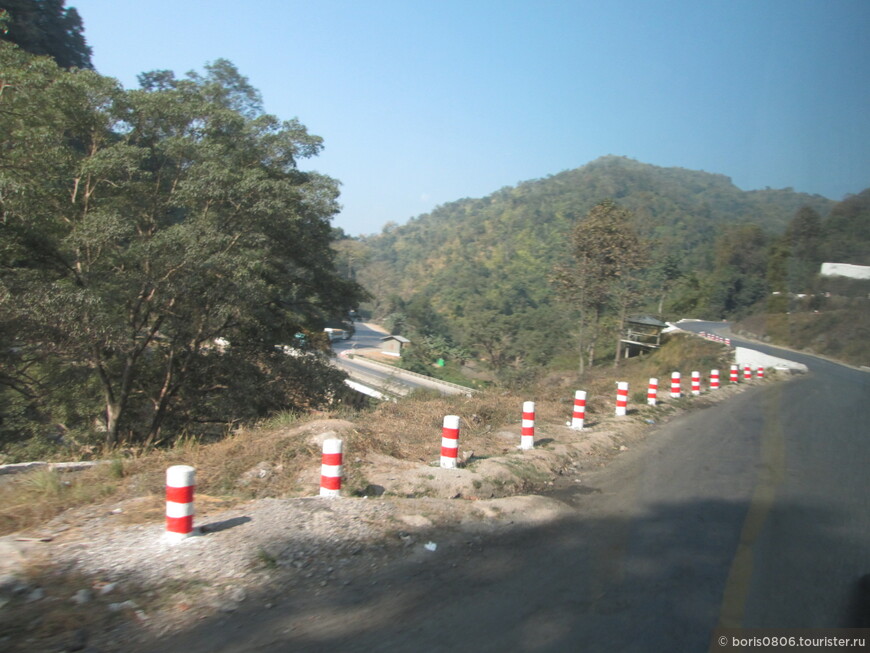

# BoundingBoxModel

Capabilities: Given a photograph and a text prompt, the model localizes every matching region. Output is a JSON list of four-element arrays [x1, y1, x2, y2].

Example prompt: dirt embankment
[[735, 309, 870, 367], [0, 375, 766, 653]]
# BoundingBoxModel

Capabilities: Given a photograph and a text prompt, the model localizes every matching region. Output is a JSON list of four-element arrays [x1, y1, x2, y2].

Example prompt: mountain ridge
[[345, 155, 852, 377]]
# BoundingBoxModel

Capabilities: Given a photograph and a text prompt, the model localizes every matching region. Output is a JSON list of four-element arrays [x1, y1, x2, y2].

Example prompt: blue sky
[[71, 0, 870, 236]]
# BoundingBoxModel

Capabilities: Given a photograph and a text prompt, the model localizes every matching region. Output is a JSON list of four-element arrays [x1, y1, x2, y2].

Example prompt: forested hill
[[344, 156, 853, 378], [357, 156, 832, 299]]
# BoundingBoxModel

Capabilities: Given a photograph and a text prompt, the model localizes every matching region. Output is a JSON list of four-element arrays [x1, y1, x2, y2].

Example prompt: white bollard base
[[162, 529, 198, 544], [319, 487, 341, 498], [440, 457, 457, 469]]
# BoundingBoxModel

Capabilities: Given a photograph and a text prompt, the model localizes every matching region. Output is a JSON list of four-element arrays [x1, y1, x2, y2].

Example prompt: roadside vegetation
[[0, 2, 863, 540], [734, 306, 870, 367], [0, 37, 364, 457], [0, 333, 732, 537], [348, 165, 869, 386]]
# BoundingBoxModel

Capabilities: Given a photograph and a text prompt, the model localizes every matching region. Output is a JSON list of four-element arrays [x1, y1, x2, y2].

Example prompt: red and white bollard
[[615, 382, 628, 416], [440, 415, 460, 468], [320, 438, 343, 498], [570, 391, 586, 430], [691, 371, 701, 396], [710, 369, 720, 390], [757, 366, 765, 379], [521, 401, 535, 450], [743, 364, 752, 381], [730, 364, 739, 383], [647, 378, 658, 406], [165, 465, 195, 542], [670, 372, 681, 399]]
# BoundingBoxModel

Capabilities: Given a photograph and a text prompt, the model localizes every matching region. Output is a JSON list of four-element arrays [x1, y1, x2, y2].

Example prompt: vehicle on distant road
[[324, 327, 352, 342]]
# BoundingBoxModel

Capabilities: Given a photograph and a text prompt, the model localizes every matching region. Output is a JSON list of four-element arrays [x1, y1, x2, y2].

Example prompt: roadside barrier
[[320, 438, 343, 498], [570, 391, 586, 430], [440, 415, 460, 468], [757, 366, 765, 379], [340, 355, 476, 397], [647, 378, 658, 406], [710, 369, 720, 390], [730, 364, 739, 383], [521, 401, 535, 450], [671, 372, 681, 399], [697, 332, 732, 348], [743, 364, 752, 381], [616, 382, 628, 416], [165, 465, 195, 541], [691, 371, 701, 396]]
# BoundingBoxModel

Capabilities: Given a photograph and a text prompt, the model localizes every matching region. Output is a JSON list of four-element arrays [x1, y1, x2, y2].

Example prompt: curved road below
[[146, 324, 870, 651], [333, 323, 472, 396]]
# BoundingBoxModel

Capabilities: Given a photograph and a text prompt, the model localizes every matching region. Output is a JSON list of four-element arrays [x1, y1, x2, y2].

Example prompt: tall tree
[[821, 189, 870, 264], [0, 45, 362, 446], [783, 206, 823, 291], [0, 0, 91, 68], [651, 253, 682, 316], [707, 224, 769, 317], [554, 200, 648, 374]]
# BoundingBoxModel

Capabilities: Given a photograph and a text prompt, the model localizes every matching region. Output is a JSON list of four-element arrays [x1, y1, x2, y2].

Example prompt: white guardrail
[[342, 354, 477, 396]]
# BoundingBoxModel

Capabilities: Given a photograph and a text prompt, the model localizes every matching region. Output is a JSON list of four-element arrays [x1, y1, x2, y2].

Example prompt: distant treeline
[[339, 156, 868, 381]]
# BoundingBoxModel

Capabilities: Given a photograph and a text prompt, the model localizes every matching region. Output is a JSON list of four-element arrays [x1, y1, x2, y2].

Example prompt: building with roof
[[620, 315, 668, 358], [380, 335, 410, 357]]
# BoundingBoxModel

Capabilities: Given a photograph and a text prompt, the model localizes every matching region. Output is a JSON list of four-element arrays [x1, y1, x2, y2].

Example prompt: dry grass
[[353, 332, 730, 462], [736, 308, 870, 367], [0, 418, 337, 535], [0, 464, 122, 535], [0, 332, 733, 536]]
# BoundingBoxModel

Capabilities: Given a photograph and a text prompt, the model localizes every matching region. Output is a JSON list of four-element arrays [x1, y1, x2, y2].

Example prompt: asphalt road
[[144, 326, 869, 651], [671, 321, 870, 631], [333, 322, 471, 396]]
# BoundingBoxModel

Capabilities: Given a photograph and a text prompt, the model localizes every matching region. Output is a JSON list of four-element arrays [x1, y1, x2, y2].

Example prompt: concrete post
[[165, 465, 195, 541], [570, 391, 586, 430], [320, 438, 343, 498], [521, 401, 535, 450], [440, 415, 460, 468]]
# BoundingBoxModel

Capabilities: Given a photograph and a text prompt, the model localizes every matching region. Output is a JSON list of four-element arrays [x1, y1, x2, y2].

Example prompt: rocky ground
[[0, 381, 761, 653]]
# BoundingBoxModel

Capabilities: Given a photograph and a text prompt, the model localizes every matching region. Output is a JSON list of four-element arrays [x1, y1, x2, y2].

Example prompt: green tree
[[0, 0, 91, 68], [0, 45, 363, 446], [651, 253, 682, 316], [554, 200, 648, 373], [765, 239, 790, 312], [783, 206, 823, 291], [707, 224, 770, 317], [456, 309, 516, 372], [331, 230, 372, 282], [821, 189, 870, 264]]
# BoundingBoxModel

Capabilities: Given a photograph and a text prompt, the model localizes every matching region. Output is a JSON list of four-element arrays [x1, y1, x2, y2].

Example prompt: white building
[[820, 262, 870, 280]]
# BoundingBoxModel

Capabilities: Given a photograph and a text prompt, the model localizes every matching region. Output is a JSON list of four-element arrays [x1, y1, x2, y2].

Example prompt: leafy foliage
[[0, 44, 363, 449], [820, 189, 870, 265], [554, 200, 649, 372], [0, 0, 91, 68], [354, 155, 839, 375]]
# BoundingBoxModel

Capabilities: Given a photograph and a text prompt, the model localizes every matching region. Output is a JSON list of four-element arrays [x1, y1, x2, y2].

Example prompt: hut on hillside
[[620, 315, 668, 358], [380, 335, 410, 357]]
